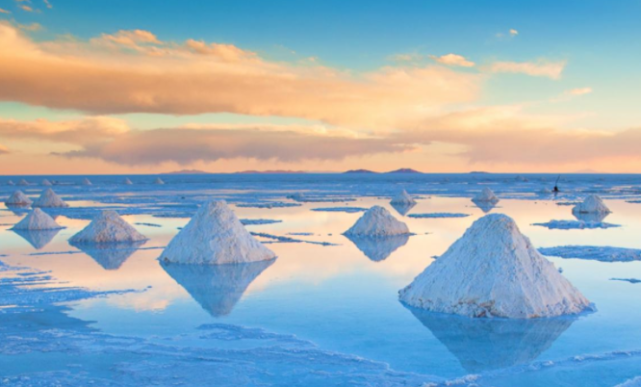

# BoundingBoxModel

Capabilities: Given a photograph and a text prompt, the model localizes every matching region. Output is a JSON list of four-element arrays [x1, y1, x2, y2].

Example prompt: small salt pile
[[5, 190, 32, 206], [344, 206, 410, 237], [540, 188, 552, 194], [160, 200, 276, 264], [124, 178, 133, 185], [12, 208, 63, 230], [7, 180, 15, 186], [41, 179, 52, 186], [287, 192, 307, 202], [473, 187, 499, 203], [70, 210, 147, 244], [32, 188, 69, 208], [573, 194, 610, 214], [399, 213, 590, 318], [390, 189, 416, 205], [82, 178, 92, 186], [18, 179, 29, 186], [154, 177, 165, 185]]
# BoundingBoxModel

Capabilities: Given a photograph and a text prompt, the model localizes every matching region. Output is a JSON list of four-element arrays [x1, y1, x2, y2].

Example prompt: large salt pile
[[473, 187, 499, 203], [124, 178, 133, 185], [344, 206, 410, 237], [41, 179, 52, 186], [70, 211, 147, 244], [573, 194, 611, 214], [390, 189, 416, 205], [7, 180, 15, 186], [399, 213, 591, 318], [33, 188, 69, 208], [160, 200, 276, 264], [12, 208, 63, 230], [154, 177, 165, 185], [82, 178, 92, 186], [5, 190, 32, 206], [18, 179, 29, 186]]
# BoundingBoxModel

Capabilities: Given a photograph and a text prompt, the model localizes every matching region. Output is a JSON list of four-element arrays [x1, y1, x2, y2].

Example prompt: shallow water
[[2, 174, 641, 386]]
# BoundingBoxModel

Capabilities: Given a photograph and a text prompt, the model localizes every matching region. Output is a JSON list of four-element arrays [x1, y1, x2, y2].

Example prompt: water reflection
[[573, 210, 609, 223], [160, 259, 275, 317], [390, 202, 416, 216], [71, 241, 147, 270], [13, 228, 61, 250], [471, 199, 497, 213], [407, 306, 577, 373], [5, 205, 30, 216], [344, 234, 410, 262]]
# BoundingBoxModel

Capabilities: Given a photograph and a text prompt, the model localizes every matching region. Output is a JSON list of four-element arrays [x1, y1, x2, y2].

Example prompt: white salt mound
[[82, 178, 92, 186], [154, 177, 165, 185], [32, 188, 69, 208], [13, 208, 63, 230], [390, 189, 417, 205], [18, 179, 29, 186], [399, 213, 591, 318], [573, 194, 610, 214], [41, 179, 52, 186], [124, 178, 133, 185], [473, 187, 499, 203], [5, 190, 32, 206], [70, 210, 147, 244], [160, 200, 276, 264], [7, 180, 15, 186], [344, 206, 410, 237], [540, 188, 552, 194]]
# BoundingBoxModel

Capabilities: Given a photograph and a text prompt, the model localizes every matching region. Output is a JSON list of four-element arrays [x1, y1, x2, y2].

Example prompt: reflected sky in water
[[2, 193, 641, 383]]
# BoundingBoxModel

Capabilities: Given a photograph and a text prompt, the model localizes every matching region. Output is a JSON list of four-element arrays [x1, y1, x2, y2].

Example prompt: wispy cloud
[[489, 60, 566, 79], [0, 7, 10, 14], [509, 29, 519, 36], [551, 87, 593, 102], [429, 53, 475, 67]]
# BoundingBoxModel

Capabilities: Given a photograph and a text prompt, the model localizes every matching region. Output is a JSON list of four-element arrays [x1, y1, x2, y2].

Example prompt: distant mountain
[[164, 169, 210, 174], [385, 168, 423, 174], [469, 171, 489, 174], [343, 169, 378, 174], [235, 170, 308, 174]]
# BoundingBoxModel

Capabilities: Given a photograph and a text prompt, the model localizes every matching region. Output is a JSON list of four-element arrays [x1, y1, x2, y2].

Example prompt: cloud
[[429, 53, 475, 67], [18, 22, 42, 31], [56, 126, 412, 165], [43, 0, 52, 9], [509, 29, 518, 36], [0, 23, 481, 128], [0, 7, 10, 14], [389, 52, 423, 62], [0, 116, 129, 145], [551, 87, 593, 102], [0, 143, 9, 154], [19, 4, 34, 12], [489, 60, 566, 79]]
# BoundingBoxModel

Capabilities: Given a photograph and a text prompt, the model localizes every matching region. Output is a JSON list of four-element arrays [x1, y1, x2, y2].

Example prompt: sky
[[1, 0, 641, 174]]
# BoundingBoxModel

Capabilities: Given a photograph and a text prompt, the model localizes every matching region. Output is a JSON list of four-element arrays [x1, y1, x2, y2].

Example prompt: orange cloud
[[489, 60, 566, 79], [0, 116, 129, 145], [0, 23, 481, 128], [429, 53, 475, 67], [0, 7, 10, 14]]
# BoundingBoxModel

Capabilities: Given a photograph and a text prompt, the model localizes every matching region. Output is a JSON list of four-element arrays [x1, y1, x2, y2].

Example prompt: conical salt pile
[[154, 177, 165, 185], [124, 178, 133, 185], [7, 180, 15, 186], [399, 213, 590, 318], [5, 190, 32, 206], [82, 178, 92, 186], [287, 192, 307, 202], [41, 179, 52, 186], [160, 200, 276, 264], [390, 189, 416, 205], [32, 188, 69, 208], [344, 206, 410, 237], [70, 210, 147, 244], [473, 187, 499, 203], [18, 179, 29, 186], [12, 208, 64, 230], [573, 194, 610, 214], [540, 188, 552, 194]]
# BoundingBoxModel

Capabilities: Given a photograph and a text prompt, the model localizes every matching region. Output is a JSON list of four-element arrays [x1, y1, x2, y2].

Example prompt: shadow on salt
[[160, 259, 275, 317], [13, 228, 61, 250], [343, 234, 410, 262], [406, 306, 579, 373], [70, 241, 147, 270]]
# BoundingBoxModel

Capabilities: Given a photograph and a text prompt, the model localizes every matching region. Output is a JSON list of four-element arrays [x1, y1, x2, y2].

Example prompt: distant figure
[[553, 175, 561, 193]]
